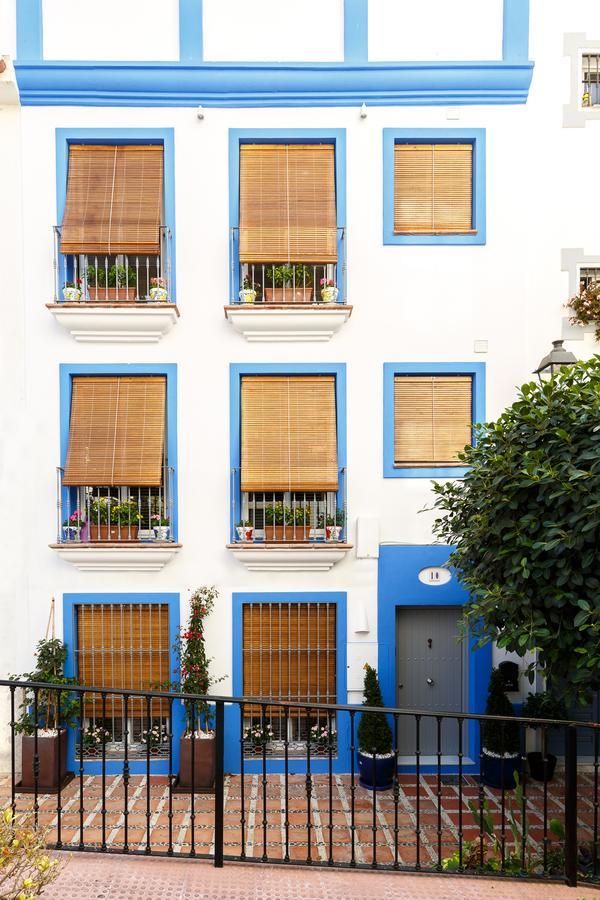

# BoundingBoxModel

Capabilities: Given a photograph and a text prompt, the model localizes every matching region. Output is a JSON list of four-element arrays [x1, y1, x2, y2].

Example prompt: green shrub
[[357, 664, 393, 755]]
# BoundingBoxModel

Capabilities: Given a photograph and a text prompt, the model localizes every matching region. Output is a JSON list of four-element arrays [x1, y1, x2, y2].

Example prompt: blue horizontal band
[[14, 60, 534, 107]]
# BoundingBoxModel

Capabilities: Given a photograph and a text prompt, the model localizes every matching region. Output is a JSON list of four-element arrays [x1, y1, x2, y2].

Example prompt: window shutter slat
[[239, 144, 337, 263], [60, 144, 164, 255], [241, 375, 338, 493], [393, 143, 473, 234], [63, 375, 166, 486], [394, 375, 472, 466]]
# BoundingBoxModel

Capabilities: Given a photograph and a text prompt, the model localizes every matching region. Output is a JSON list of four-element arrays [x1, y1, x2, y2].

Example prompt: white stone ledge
[[50, 543, 182, 571], [224, 305, 352, 342], [47, 303, 179, 343], [227, 543, 352, 571]]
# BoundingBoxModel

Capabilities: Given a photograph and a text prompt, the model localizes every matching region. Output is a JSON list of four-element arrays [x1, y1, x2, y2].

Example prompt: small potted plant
[[12, 638, 79, 791], [88, 497, 141, 541], [264, 503, 310, 542], [481, 668, 522, 790], [566, 280, 600, 339], [320, 277, 339, 303], [264, 264, 313, 303], [141, 724, 167, 756], [243, 722, 274, 754], [319, 508, 345, 542], [357, 664, 395, 790], [82, 724, 110, 758], [235, 520, 254, 542], [310, 722, 336, 755], [149, 276, 168, 302], [85, 263, 137, 300], [62, 279, 82, 302], [521, 690, 568, 783], [62, 509, 84, 542], [151, 513, 170, 541], [239, 277, 258, 304]]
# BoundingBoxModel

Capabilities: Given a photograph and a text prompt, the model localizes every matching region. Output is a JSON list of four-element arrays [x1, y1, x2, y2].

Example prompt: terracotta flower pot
[[88, 287, 136, 301], [264, 287, 313, 304], [88, 524, 139, 542], [178, 735, 215, 791], [264, 525, 307, 543], [21, 730, 68, 791]]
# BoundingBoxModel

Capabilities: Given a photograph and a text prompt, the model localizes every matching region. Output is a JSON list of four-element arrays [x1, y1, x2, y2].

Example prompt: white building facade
[[0, 0, 598, 775]]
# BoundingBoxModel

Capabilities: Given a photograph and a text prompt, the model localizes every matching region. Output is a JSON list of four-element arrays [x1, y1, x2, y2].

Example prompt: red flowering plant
[[566, 280, 600, 339], [319, 278, 335, 288]]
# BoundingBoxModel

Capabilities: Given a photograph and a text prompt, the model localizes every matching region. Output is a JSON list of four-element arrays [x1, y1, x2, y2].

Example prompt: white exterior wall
[[2, 0, 600, 769]]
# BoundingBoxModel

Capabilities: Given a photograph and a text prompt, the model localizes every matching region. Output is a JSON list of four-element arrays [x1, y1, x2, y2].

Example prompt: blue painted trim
[[344, 0, 368, 64], [503, 0, 530, 62], [55, 128, 177, 302], [179, 0, 203, 63], [13, 60, 534, 107], [383, 361, 486, 479], [228, 129, 346, 301], [63, 592, 182, 776], [59, 364, 178, 541], [229, 592, 348, 774], [377, 545, 492, 772], [16, 0, 42, 61], [383, 128, 486, 245], [229, 363, 346, 539]]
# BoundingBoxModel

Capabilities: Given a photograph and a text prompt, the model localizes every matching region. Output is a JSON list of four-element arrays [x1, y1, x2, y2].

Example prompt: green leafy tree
[[12, 639, 80, 734], [357, 664, 393, 755], [431, 357, 600, 705]]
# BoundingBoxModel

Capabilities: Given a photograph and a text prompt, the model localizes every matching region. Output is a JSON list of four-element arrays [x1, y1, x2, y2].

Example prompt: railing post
[[564, 723, 578, 887], [214, 699, 225, 868]]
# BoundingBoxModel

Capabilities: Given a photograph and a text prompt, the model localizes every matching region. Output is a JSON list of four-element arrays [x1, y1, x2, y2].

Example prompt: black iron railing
[[2, 679, 598, 887]]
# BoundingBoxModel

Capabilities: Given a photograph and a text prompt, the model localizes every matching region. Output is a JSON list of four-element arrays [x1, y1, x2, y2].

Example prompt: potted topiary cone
[[174, 586, 224, 791], [480, 668, 522, 790], [357, 664, 395, 791]]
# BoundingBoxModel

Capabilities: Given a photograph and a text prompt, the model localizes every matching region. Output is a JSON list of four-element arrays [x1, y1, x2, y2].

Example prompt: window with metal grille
[[579, 266, 600, 289], [75, 603, 170, 758], [242, 602, 336, 754], [394, 375, 473, 467], [582, 54, 600, 107]]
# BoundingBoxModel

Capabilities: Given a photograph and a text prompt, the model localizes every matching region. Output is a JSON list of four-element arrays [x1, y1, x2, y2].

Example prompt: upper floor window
[[393, 375, 472, 468], [582, 53, 600, 108], [57, 144, 172, 304]]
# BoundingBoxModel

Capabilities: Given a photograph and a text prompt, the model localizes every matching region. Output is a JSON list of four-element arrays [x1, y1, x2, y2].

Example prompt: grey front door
[[396, 607, 465, 756]]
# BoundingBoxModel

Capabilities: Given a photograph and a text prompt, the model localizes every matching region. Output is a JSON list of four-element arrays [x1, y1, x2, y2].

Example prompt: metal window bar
[[582, 54, 600, 107], [579, 266, 600, 290], [52, 226, 171, 304]]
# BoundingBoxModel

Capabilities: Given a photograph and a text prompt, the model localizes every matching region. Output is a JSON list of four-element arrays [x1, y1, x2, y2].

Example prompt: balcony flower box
[[264, 287, 313, 304], [89, 524, 139, 542]]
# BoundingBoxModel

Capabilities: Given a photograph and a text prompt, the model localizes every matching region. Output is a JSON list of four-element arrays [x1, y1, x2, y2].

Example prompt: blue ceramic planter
[[357, 751, 395, 791]]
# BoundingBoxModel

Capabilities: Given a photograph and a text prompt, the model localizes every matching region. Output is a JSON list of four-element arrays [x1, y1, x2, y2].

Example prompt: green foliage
[[86, 263, 136, 288], [481, 669, 520, 755], [0, 807, 61, 898], [270, 264, 313, 288], [431, 357, 600, 706], [11, 639, 80, 734], [521, 690, 568, 723], [264, 502, 310, 526], [357, 664, 393, 755], [88, 497, 141, 526]]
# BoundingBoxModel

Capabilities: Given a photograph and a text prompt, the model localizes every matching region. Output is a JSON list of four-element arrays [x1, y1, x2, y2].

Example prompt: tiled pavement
[[0, 772, 597, 874]]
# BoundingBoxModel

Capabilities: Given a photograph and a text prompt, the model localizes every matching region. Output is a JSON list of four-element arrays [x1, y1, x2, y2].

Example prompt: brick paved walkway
[[1, 772, 597, 873]]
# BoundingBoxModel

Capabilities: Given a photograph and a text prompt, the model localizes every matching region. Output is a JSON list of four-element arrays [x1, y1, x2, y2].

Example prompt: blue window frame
[[63, 592, 182, 776], [383, 361, 486, 478], [227, 591, 349, 773], [55, 128, 176, 301], [383, 129, 486, 246], [228, 129, 346, 302], [59, 363, 179, 540], [229, 363, 346, 540]]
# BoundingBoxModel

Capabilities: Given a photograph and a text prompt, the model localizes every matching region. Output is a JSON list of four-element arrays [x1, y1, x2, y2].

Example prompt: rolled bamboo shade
[[239, 144, 337, 263], [76, 603, 170, 716], [394, 375, 473, 466], [63, 376, 166, 487], [393, 143, 473, 234], [241, 375, 338, 493], [242, 602, 336, 716], [60, 144, 164, 255]]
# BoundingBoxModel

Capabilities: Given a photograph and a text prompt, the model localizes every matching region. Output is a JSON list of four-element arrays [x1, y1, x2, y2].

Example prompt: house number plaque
[[418, 566, 451, 586]]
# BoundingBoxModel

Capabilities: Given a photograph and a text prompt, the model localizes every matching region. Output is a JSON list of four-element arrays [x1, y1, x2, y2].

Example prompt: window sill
[[49, 542, 182, 572], [224, 304, 352, 343], [46, 303, 180, 343], [227, 542, 352, 572]]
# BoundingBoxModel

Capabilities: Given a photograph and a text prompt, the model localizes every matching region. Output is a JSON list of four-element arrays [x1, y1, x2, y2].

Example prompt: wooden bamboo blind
[[76, 603, 170, 716], [240, 375, 338, 493], [394, 375, 473, 466], [242, 602, 336, 714], [393, 143, 474, 234], [63, 376, 166, 487], [60, 144, 164, 255], [239, 144, 337, 263]]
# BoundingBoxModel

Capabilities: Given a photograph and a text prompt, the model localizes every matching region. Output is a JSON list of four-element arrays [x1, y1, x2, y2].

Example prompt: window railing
[[582, 53, 600, 107], [56, 466, 175, 543], [53, 226, 172, 303], [230, 467, 347, 544], [229, 227, 347, 305]]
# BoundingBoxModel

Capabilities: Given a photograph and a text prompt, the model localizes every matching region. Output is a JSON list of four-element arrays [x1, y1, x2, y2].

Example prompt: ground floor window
[[242, 601, 337, 757], [75, 602, 170, 758]]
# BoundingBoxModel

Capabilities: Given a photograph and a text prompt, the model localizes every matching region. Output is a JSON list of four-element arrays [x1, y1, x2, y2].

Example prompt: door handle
[[398, 683, 403, 689], [426, 678, 434, 686]]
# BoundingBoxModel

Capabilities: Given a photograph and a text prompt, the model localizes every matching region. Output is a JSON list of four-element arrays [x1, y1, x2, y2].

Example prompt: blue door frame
[[377, 545, 491, 773]]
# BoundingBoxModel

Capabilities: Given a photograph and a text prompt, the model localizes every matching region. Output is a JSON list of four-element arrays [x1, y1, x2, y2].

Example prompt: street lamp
[[533, 339, 577, 381]]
